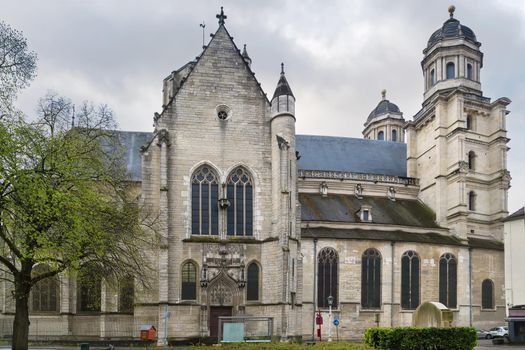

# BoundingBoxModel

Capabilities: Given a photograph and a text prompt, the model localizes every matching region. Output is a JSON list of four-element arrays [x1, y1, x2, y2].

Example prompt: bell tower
[[405, 6, 511, 239]]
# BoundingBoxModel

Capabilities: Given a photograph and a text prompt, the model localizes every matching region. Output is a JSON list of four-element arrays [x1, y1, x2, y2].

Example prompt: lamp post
[[327, 295, 333, 342]]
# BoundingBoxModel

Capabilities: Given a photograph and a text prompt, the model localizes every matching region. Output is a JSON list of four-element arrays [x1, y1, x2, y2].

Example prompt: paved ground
[[476, 339, 525, 349]]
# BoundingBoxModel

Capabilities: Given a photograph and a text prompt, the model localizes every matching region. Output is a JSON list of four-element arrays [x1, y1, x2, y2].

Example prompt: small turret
[[363, 89, 405, 142], [271, 63, 295, 119], [242, 44, 252, 68]]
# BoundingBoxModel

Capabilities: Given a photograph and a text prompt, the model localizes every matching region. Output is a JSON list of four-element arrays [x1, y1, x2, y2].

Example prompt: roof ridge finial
[[448, 5, 455, 19], [217, 6, 227, 25], [281, 62, 285, 75], [381, 89, 387, 100]]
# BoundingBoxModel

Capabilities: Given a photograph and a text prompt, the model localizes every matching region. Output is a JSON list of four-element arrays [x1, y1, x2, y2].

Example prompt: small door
[[209, 306, 232, 337]]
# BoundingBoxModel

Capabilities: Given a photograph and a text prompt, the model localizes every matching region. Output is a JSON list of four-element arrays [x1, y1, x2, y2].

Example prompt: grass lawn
[[171, 343, 371, 349]]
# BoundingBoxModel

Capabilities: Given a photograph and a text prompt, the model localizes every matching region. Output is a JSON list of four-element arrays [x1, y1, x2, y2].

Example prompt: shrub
[[364, 327, 477, 350]]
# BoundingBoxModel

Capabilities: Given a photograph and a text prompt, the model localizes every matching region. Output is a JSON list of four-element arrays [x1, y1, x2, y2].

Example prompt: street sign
[[333, 319, 340, 327]]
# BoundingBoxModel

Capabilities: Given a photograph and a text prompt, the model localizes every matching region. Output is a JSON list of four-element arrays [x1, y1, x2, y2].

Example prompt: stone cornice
[[298, 169, 418, 186]]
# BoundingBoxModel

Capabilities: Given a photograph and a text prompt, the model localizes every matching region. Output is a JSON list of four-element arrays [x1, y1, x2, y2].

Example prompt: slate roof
[[272, 73, 294, 100], [502, 207, 525, 222], [427, 17, 479, 49], [302, 228, 463, 246], [296, 135, 407, 177], [366, 99, 402, 124], [116, 131, 153, 181], [300, 193, 439, 228]]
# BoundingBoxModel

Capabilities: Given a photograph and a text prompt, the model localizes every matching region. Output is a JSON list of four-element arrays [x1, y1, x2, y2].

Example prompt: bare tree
[[0, 21, 37, 119]]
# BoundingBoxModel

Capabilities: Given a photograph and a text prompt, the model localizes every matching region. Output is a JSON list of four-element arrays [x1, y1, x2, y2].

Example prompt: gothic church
[[0, 6, 511, 343]]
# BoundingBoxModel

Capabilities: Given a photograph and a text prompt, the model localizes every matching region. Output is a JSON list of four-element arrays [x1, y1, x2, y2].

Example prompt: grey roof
[[302, 228, 463, 246], [296, 135, 407, 177], [272, 73, 294, 100], [300, 193, 439, 228], [366, 99, 402, 124], [502, 207, 525, 222], [427, 17, 478, 49], [116, 131, 153, 181]]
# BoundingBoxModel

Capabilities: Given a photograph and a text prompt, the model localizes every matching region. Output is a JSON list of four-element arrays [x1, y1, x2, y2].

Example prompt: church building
[[0, 6, 511, 343]]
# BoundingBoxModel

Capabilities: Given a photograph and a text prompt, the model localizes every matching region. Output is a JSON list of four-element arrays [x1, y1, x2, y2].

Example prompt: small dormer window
[[359, 205, 373, 222], [319, 182, 328, 197]]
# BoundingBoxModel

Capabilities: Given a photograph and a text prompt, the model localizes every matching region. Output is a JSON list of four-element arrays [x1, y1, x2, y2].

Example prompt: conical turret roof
[[272, 63, 294, 100]]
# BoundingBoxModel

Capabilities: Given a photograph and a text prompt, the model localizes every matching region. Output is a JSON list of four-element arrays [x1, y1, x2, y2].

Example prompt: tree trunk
[[12, 263, 32, 350]]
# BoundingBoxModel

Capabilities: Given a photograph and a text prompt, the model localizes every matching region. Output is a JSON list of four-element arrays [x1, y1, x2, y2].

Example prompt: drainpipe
[[313, 237, 318, 340], [391, 241, 395, 327], [469, 247, 473, 327]]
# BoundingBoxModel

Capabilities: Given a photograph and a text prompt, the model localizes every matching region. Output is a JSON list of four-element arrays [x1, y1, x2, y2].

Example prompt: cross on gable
[[216, 7, 227, 25]]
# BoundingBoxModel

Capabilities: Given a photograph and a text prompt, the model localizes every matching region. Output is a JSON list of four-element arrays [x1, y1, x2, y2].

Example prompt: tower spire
[[216, 6, 227, 25], [281, 62, 285, 75]]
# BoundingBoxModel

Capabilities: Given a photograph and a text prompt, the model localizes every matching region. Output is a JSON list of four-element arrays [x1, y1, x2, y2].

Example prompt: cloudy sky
[[2, 0, 524, 212]]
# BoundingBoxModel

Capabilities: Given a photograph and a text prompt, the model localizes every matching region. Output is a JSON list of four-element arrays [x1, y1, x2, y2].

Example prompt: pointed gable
[[174, 25, 269, 103]]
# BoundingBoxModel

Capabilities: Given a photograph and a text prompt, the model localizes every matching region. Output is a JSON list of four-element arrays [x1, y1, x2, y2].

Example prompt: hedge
[[364, 327, 477, 350]]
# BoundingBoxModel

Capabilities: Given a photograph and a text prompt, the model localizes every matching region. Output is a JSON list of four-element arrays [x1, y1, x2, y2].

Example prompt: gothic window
[[317, 247, 338, 308], [377, 131, 384, 141], [191, 165, 219, 235], [32, 265, 59, 312], [430, 69, 436, 86], [439, 253, 457, 309], [466, 114, 473, 130], [118, 276, 134, 313], [392, 129, 397, 142], [362, 248, 381, 309], [227, 167, 253, 236], [247, 262, 260, 301], [401, 251, 420, 310], [468, 151, 476, 170], [181, 261, 197, 300], [446, 62, 455, 79], [481, 279, 494, 309], [78, 265, 101, 312], [468, 191, 476, 211], [467, 63, 473, 80]]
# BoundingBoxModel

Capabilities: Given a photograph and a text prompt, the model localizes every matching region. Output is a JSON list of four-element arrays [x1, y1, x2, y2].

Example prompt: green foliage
[[364, 327, 477, 350]]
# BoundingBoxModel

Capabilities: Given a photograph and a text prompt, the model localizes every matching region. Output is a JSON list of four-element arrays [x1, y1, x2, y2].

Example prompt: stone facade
[[0, 7, 511, 343]]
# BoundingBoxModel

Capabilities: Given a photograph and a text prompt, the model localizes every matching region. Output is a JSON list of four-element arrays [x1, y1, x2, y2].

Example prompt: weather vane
[[199, 21, 206, 49]]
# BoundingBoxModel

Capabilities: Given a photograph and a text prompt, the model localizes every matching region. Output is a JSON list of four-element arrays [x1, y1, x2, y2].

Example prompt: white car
[[486, 326, 509, 339]]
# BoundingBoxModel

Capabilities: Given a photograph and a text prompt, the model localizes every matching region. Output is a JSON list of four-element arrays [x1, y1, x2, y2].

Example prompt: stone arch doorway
[[205, 271, 242, 337]]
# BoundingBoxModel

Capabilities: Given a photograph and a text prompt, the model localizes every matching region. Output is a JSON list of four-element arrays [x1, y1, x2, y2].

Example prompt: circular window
[[216, 104, 231, 121]]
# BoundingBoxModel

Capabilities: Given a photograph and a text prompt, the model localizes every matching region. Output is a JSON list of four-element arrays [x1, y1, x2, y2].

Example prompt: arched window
[[362, 248, 381, 309], [439, 253, 457, 309], [392, 129, 397, 142], [466, 114, 473, 130], [317, 247, 338, 308], [468, 151, 476, 170], [247, 262, 260, 301], [227, 167, 253, 236], [468, 191, 476, 211], [191, 165, 219, 235], [377, 131, 384, 141], [430, 69, 436, 86], [118, 276, 134, 313], [482, 279, 494, 309], [446, 62, 455, 79], [78, 265, 102, 312], [467, 63, 473, 80], [32, 265, 59, 312], [401, 251, 420, 310], [181, 261, 197, 300]]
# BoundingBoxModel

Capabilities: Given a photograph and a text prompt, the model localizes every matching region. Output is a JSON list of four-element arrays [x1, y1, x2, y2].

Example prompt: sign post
[[333, 318, 340, 342]]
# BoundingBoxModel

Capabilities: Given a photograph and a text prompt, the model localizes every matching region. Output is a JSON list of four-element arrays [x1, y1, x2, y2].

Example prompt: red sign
[[316, 312, 323, 325]]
